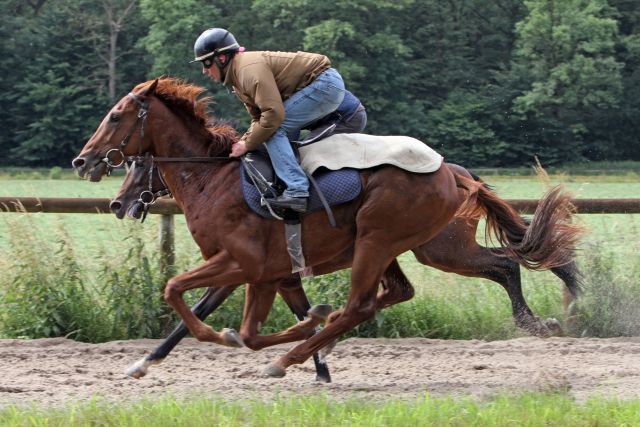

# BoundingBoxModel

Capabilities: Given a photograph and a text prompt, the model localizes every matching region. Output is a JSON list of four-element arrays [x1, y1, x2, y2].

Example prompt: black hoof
[[315, 373, 332, 383]]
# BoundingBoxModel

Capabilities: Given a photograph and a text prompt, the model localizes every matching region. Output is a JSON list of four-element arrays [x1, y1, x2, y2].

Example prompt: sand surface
[[2, 336, 640, 407]]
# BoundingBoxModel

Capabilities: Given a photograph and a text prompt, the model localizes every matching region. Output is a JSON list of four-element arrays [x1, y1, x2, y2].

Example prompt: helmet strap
[[214, 52, 234, 80]]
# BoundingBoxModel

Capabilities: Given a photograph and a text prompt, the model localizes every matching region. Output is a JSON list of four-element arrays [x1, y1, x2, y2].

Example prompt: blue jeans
[[264, 68, 345, 197]]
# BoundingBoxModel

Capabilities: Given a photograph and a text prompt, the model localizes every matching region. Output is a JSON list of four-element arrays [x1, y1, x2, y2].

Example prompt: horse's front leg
[[164, 251, 246, 346], [126, 286, 238, 379]]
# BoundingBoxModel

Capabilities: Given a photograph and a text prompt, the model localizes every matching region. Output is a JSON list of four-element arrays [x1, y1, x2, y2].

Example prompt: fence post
[[159, 214, 175, 279]]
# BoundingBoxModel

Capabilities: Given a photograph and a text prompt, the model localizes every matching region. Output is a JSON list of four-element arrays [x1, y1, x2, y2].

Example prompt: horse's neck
[[151, 119, 239, 216], [160, 161, 238, 215]]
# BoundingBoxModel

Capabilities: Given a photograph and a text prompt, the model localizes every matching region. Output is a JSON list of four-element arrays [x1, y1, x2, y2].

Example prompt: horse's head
[[109, 154, 170, 221], [72, 80, 159, 182]]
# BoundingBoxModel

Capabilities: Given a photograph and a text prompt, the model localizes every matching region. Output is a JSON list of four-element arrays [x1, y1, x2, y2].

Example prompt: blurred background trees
[[0, 0, 638, 167]]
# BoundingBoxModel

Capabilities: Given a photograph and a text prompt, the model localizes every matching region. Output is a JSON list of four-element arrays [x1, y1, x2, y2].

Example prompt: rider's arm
[[236, 62, 284, 150]]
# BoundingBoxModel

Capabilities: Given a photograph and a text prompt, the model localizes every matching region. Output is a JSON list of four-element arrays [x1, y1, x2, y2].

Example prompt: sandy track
[[2, 336, 640, 407]]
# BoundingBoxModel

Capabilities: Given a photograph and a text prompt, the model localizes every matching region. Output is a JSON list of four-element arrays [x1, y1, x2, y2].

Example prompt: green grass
[[1, 393, 639, 426], [0, 174, 202, 271]]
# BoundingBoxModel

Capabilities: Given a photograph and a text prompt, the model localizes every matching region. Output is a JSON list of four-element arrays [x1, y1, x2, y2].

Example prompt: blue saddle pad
[[240, 165, 361, 219]]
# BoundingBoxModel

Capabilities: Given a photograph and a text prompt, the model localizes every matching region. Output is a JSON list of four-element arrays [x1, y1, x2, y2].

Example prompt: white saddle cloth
[[298, 133, 443, 175]]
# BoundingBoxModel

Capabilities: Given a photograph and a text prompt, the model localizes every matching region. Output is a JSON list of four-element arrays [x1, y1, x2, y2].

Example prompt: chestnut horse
[[73, 78, 582, 378], [109, 150, 581, 378]]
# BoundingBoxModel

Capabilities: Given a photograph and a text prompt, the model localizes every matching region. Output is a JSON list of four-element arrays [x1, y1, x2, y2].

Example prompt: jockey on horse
[[192, 28, 366, 213]]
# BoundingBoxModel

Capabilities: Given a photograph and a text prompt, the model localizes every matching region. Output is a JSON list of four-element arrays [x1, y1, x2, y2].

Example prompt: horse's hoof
[[308, 304, 333, 321], [315, 373, 332, 383], [543, 318, 564, 337], [125, 357, 149, 379], [263, 363, 287, 378], [221, 328, 245, 348], [320, 339, 338, 358]]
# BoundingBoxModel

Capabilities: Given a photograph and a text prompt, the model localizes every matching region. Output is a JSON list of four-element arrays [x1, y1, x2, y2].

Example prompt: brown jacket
[[223, 51, 331, 150]]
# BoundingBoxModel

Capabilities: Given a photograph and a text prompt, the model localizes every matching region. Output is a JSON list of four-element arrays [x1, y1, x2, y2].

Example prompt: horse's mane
[[133, 78, 238, 156]]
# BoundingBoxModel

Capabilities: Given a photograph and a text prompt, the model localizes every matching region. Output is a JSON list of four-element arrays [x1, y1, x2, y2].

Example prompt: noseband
[[128, 155, 171, 223], [104, 90, 236, 221]]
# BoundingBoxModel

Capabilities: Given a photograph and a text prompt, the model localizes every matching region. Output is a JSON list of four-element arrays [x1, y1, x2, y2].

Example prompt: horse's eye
[[110, 113, 120, 122]]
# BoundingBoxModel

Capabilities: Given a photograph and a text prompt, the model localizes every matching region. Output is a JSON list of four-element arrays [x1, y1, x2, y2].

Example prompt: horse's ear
[[145, 79, 159, 96]]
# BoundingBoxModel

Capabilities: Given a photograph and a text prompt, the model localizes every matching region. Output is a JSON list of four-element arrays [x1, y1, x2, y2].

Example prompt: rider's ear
[[145, 79, 159, 96]]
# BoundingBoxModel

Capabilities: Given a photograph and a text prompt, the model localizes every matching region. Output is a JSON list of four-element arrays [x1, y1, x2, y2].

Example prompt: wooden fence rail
[[2, 197, 640, 273], [2, 197, 640, 215]]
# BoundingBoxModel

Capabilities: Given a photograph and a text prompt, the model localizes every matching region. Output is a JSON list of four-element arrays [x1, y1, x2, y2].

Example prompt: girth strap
[[306, 171, 337, 228]]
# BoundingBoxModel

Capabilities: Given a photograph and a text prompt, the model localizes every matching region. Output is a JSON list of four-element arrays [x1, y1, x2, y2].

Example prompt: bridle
[[102, 89, 334, 224], [127, 154, 171, 223], [103, 91, 236, 170], [103, 90, 235, 221], [103, 92, 149, 172]]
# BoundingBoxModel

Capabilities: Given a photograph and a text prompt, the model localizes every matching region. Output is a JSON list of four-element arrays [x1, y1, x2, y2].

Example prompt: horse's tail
[[452, 170, 584, 271]]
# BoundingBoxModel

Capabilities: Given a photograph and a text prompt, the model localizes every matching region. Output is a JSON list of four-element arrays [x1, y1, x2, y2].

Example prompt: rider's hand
[[229, 140, 249, 157]]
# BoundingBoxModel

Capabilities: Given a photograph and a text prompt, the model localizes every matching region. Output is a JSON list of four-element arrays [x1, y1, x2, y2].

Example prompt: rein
[[104, 91, 237, 221], [102, 91, 236, 172]]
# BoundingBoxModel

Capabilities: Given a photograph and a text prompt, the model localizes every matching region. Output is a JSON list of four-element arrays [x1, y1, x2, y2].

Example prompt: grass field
[[1, 393, 640, 426], [1, 170, 639, 341]]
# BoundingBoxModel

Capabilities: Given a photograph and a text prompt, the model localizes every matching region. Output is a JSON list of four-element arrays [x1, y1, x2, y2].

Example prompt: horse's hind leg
[[379, 259, 415, 306], [275, 277, 332, 383], [321, 259, 414, 356], [412, 219, 562, 337], [550, 260, 583, 327], [264, 241, 397, 377], [126, 286, 237, 379], [325, 258, 415, 319]]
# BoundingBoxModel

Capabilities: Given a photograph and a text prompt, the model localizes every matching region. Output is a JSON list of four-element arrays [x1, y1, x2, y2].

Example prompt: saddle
[[240, 147, 361, 221]]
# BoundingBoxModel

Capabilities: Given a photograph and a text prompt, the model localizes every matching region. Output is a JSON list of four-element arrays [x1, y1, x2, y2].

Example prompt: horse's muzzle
[[72, 156, 108, 182], [109, 199, 126, 219]]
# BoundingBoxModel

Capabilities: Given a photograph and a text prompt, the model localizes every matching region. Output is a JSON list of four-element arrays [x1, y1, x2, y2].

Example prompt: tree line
[[1, 0, 638, 167]]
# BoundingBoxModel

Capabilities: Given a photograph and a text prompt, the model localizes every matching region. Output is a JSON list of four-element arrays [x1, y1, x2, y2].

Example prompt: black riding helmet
[[191, 28, 240, 76]]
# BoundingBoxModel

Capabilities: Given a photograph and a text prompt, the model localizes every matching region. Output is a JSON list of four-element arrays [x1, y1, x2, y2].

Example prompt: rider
[[192, 28, 365, 213], [299, 89, 367, 143]]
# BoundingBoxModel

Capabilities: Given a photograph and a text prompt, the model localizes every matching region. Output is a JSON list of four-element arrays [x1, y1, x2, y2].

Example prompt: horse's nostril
[[72, 157, 86, 169], [109, 200, 122, 212]]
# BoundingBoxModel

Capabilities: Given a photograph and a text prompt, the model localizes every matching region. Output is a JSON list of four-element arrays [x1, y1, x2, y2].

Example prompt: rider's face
[[203, 63, 222, 82]]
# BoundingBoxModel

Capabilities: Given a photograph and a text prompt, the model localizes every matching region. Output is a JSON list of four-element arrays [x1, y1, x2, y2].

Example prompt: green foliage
[[3, 393, 640, 426], [514, 0, 622, 111], [426, 89, 509, 165], [48, 166, 63, 179], [0, 216, 174, 341], [139, 0, 219, 78], [0, 217, 111, 341], [570, 241, 640, 337], [1, 0, 639, 167], [96, 223, 172, 339], [508, 0, 624, 164]]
